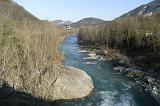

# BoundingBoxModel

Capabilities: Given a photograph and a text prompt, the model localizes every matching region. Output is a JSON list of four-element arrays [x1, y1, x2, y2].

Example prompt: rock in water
[[0, 65, 94, 101], [52, 66, 94, 100], [127, 68, 145, 78]]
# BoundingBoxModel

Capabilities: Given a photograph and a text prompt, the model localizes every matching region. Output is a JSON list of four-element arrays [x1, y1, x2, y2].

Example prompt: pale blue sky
[[14, 0, 152, 22]]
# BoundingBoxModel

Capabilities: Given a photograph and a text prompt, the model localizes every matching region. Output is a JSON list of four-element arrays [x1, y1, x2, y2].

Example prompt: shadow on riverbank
[[0, 82, 57, 106]]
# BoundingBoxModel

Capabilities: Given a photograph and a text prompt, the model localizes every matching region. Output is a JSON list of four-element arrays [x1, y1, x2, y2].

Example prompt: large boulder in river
[[27, 65, 94, 100], [0, 65, 94, 101], [51, 66, 94, 100]]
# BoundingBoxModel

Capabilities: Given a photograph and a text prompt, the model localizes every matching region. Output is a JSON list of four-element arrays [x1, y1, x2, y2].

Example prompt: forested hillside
[[78, 15, 160, 70], [0, 0, 39, 21], [0, 0, 68, 105], [120, 0, 160, 17]]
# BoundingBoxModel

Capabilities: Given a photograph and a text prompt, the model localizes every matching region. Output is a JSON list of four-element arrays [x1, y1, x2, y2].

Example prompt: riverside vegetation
[[0, 13, 65, 104], [78, 15, 160, 71], [0, 0, 94, 105]]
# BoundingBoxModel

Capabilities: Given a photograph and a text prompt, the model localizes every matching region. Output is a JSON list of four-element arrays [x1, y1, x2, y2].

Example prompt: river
[[58, 35, 159, 106]]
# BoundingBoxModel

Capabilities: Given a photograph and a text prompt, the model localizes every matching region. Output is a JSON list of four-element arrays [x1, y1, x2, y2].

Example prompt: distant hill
[[120, 0, 160, 18], [53, 20, 73, 26], [0, 0, 39, 21], [71, 17, 105, 27]]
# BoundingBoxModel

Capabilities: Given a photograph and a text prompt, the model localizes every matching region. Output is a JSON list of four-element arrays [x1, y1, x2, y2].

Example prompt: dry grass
[[0, 14, 67, 99]]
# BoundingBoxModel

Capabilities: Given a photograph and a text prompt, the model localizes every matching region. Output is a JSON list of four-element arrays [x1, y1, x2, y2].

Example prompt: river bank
[[0, 64, 94, 106], [80, 46, 160, 105], [0, 20, 94, 105]]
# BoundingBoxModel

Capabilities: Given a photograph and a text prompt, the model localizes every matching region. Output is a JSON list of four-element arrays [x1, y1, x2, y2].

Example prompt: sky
[[14, 0, 152, 22]]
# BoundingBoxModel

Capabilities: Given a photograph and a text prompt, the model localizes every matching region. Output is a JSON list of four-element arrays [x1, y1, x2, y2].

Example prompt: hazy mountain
[[0, 0, 39, 21], [120, 0, 160, 18], [53, 20, 73, 26], [71, 17, 105, 27]]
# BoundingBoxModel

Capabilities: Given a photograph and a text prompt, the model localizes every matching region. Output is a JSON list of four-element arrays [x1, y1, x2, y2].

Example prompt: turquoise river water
[[57, 35, 159, 106]]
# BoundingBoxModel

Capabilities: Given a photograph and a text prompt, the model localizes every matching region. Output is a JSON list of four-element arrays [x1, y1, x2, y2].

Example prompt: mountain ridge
[[0, 0, 39, 21], [120, 0, 160, 18], [71, 17, 105, 27]]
